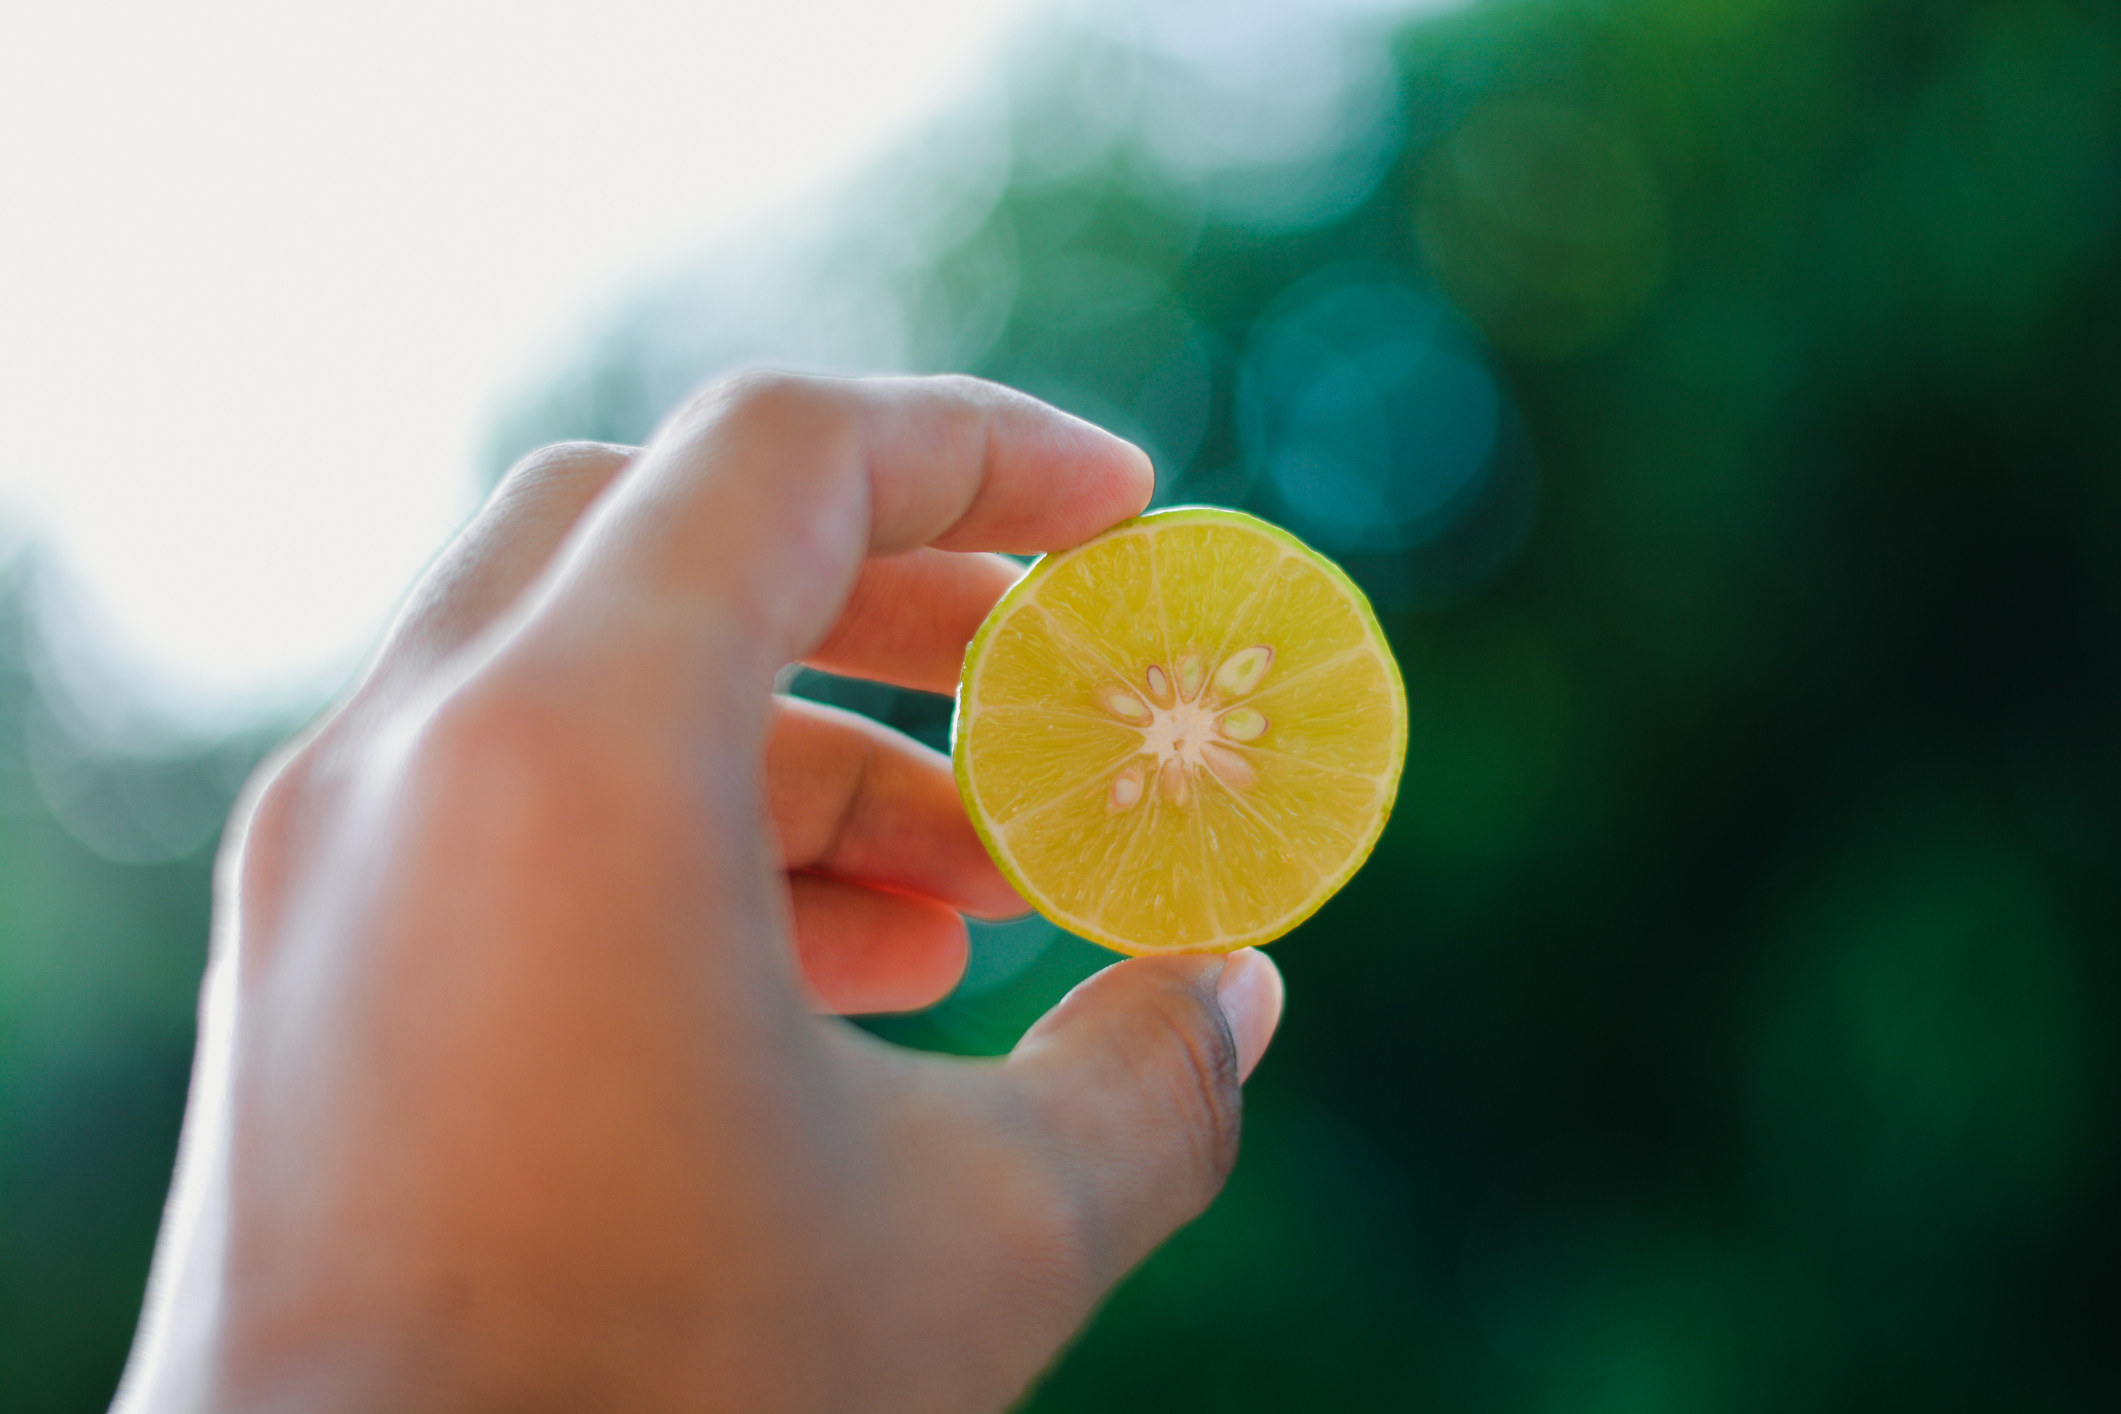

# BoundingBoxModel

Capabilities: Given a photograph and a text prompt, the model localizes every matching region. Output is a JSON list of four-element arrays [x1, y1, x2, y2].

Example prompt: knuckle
[[667, 372, 860, 500], [499, 440, 629, 498], [702, 368, 840, 433]]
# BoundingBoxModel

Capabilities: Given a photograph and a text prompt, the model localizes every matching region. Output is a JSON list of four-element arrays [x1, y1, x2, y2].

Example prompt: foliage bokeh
[[6, 0, 2120, 1407]]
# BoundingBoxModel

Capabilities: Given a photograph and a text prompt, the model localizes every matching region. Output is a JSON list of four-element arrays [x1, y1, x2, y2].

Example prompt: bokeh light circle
[[1238, 264, 1520, 567]]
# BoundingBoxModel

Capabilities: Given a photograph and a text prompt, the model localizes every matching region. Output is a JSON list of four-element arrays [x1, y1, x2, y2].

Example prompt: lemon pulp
[[952, 507, 1407, 955]]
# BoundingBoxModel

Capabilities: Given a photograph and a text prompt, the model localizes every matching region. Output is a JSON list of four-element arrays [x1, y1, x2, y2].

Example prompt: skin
[[112, 373, 1286, 1414]]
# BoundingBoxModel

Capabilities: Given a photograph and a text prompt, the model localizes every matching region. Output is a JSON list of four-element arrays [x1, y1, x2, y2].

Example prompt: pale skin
[[113, 373, 1286, 1414]]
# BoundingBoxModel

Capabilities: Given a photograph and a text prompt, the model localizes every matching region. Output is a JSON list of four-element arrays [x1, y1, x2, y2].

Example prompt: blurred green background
[[6, 0, 2120, 1407]]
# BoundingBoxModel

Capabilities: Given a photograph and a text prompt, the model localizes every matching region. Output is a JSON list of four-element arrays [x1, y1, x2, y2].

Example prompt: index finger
[[538, 373, 1153, 692]]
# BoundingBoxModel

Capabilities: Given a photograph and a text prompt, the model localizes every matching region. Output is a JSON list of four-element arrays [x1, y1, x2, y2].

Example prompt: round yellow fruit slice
[[952, 506, 1407, 955]]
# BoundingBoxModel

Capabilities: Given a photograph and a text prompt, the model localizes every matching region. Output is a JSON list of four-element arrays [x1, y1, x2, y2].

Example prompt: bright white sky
[[0, 0, 1038, 726]]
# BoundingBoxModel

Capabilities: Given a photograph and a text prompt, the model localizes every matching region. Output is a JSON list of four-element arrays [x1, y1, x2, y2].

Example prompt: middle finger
[[766, 696, 1024, 920], [804, 547, 1023, 696]]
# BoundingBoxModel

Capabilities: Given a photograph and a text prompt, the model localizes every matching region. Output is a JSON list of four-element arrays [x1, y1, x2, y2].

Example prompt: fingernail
[[1215, 948, 1285, 1082]]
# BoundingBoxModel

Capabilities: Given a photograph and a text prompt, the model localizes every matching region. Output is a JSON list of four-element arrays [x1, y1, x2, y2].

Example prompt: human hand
[[115, 374, 1285, 1414]]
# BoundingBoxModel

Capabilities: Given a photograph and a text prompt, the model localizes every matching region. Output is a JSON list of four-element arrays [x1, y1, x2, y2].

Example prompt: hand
[[115, 373, 1286, 1414]]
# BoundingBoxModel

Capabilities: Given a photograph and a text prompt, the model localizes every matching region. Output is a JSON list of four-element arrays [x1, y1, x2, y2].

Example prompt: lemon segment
[[953, 507, 1408, 955]]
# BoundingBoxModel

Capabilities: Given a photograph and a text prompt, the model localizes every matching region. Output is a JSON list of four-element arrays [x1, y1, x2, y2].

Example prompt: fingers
[[375, 441, 635, 683], [766, 696, 1023, 919], [834, 375, 1152, 557], [789, 873, 968, 1014], [1001, 950, 1284, 1287], [768, 696, 1014, 1015], [539, 373, 1153, 698], [806, 549, 1023, 695]]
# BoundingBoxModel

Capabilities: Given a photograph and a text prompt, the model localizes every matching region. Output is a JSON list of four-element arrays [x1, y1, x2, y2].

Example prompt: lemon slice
[[952, 507, 1407, 955]]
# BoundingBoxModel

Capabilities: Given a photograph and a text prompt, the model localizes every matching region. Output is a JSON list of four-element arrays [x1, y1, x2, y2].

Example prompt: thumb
[[1003, 949, 1284, 1288]]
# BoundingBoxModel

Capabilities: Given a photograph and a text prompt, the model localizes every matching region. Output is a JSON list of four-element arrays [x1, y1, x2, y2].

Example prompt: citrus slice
[[952, 506, 1407, 955]]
